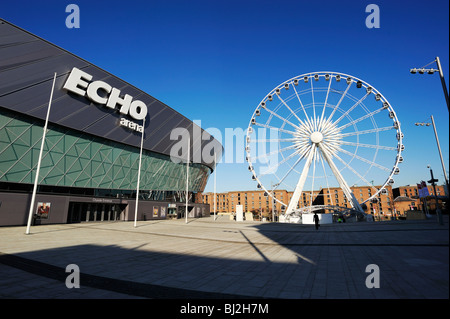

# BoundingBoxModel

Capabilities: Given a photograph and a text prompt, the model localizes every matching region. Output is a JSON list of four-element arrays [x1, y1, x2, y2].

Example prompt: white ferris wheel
[[245, 72, 404, 217]]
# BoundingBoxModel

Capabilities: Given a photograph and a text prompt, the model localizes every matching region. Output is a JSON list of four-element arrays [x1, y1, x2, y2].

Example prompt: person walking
[[313, 212, 320, 230]]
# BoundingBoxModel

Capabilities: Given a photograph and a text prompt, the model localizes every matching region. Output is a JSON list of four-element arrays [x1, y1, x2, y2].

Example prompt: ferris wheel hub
[[310, 131, 323, 144]]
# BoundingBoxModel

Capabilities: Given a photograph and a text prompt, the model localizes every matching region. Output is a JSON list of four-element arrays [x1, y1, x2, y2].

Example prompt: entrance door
[[67, 202, 82, 223], [67, 202, 127, 223]]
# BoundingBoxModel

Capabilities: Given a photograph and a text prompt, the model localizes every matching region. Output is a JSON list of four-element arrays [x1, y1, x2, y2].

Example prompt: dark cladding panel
[[0, 76, 62, 114], [153, 118, 192, 154], [86, 114, 134, 138], [141, 115, 185, 151], [103, 120, 140, 142], [0, 54, 88, 97], [145, 107, 177, 137], [0, 19, 35, 38], [0, 41, 58, 70], [56, 102, 116, 131]]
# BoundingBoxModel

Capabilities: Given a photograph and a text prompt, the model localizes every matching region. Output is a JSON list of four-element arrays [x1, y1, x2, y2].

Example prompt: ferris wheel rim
[[246, 71, 404, 209]]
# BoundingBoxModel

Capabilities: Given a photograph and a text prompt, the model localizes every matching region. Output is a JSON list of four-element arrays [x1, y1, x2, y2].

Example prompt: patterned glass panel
[[0, 108, 210, 192]]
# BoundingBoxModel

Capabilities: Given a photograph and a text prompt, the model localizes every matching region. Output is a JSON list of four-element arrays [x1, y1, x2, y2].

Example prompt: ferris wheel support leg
[[320, 145, 364, 213], [286, 149, 314, 215]]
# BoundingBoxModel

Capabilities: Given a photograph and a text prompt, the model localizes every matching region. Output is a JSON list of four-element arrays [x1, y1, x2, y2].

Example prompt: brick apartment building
[[393, 184, 447, 214], [196, 184, 447, 220]]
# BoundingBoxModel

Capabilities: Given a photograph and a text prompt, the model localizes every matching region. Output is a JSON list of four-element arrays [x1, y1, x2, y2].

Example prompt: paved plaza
[[0, 215, 448, 299]]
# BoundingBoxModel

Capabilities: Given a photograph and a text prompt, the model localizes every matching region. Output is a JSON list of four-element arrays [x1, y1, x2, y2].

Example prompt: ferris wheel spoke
[[333, 152, 379, 193], [258, 149, 302, 178], [340, 141, 396, 151], [252, 144, 297, 161], [291, 82, 309, 120], [319, 143, 363, 211], [338, 148, 391, 172], [297, 118, 315, 135], [328, 83, 351, 120], [297, 143, 314, 159], [269, 153, 304, 186], [252, 138, 296, 143], [275, 93, 304, 125], [318, 137, 340, 157], [320, 76, 333, 123], [252, 122, 296, 135], [340, 126, 395, 137], [261, 105, 301, 129], [310, 79, 317, 129], [338, 106, 385, 130], [334, 92, 370, 125], [320, 118, 342, 137]]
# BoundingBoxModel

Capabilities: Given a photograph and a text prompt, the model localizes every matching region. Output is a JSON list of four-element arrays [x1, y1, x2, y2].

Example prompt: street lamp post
[[415, 115, 449, 197], [271, 182, 280, 222], [410, 56, 449, 112], [435, 57, 450, 112], [427, 165, 444, 225], [26, 73, 57, 235]]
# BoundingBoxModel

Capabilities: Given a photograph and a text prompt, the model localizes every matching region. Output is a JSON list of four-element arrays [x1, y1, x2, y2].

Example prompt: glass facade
[[0, 108, 210, 195]]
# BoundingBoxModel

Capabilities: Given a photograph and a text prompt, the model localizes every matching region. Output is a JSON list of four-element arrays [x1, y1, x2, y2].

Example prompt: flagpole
[[214, 152, 216, 221], [134, 118, 146, 228], [26, 72, 57, 235], [185, 137, 190, 224]]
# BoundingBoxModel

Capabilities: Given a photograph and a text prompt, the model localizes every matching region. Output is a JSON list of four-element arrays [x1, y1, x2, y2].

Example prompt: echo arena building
[[0, 19, 222, 226]]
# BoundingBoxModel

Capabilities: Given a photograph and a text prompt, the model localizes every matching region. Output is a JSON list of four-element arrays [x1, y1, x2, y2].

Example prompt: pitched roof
[[394, 196, 415, 202]]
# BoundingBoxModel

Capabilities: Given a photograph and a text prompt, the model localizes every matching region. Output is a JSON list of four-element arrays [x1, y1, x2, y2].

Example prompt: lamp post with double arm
[[410, 56, 449, 112]]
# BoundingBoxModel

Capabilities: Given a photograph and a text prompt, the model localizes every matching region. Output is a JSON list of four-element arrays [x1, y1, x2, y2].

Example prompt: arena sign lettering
[[63, 67, 148, 121], [119, 117, 143, 133]]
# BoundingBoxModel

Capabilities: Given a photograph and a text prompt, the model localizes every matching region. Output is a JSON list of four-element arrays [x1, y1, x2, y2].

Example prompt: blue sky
[[2, 0, 449, 193]]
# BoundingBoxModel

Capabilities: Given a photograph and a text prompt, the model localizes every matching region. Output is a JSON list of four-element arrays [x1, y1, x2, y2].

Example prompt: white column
[[286, 149, 314, 215]]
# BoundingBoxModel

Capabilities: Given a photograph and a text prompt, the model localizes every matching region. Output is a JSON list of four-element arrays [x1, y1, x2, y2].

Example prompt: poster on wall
[[153, 206, 159, 217], [161, 207, 166, 218], [36, 202, 50, 219]]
